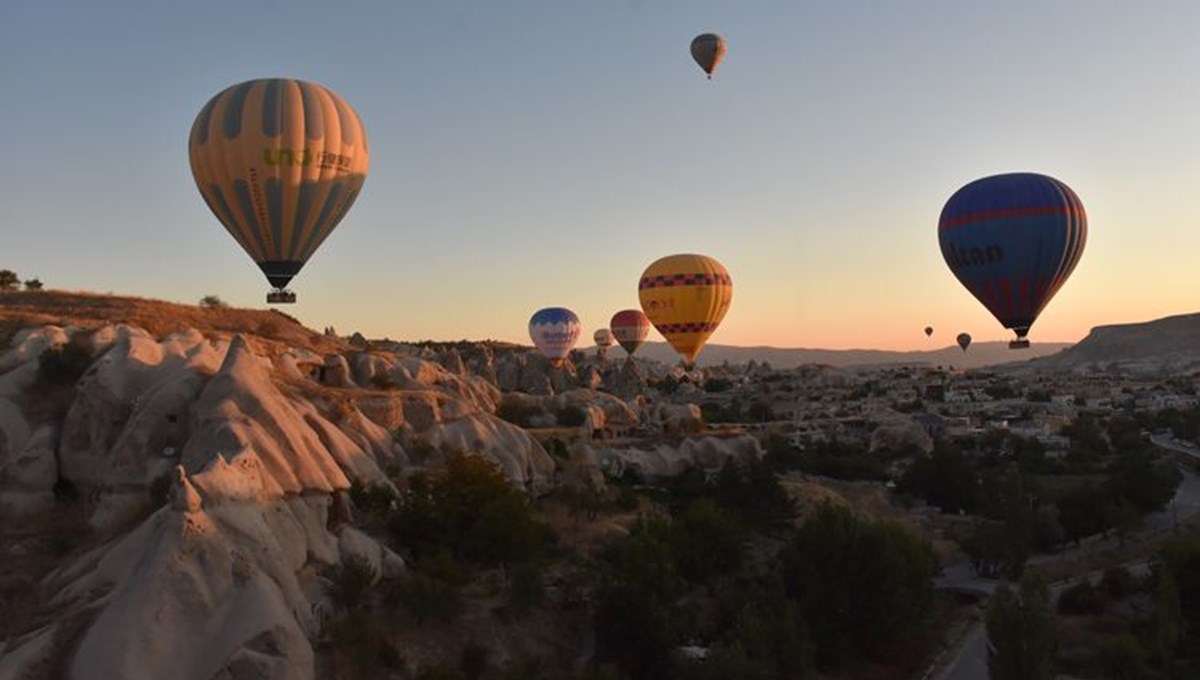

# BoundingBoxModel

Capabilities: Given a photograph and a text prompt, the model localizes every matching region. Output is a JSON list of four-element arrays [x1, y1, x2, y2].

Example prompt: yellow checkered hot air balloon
[[638, 254, 732, 366], [188, 78, 369, 303]]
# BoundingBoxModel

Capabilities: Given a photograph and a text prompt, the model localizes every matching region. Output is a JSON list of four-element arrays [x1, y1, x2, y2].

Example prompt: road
[[933, 443, 1200, 680]]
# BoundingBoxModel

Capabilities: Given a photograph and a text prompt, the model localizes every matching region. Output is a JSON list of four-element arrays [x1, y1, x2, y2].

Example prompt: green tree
[[667, 499, 745, 584], [23, 278, 43, 291], [780, 504, 937, 667], [594, 518, 684, 678], [388, 455, 549, 568], [320, 554, 377, 612], [0, 269, 18, 291], [986, 574, 1058, 680], [198, 294, 228, 308], [1153, 566, 1182, 672]]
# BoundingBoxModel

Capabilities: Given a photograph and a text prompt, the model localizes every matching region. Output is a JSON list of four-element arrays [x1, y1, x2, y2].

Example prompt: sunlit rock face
[[0, 323, 562, 679]]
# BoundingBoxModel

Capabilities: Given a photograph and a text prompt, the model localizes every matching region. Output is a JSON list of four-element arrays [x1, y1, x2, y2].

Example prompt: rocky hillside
[[0, 293, 765, 680], [1022, 312, 1200, 375], [616, 339, 1073, 370]]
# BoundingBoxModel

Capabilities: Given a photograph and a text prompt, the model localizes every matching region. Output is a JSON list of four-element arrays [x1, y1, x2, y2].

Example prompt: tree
[[986, 574, 1057, 680], [199, 294, 228, 309], [781, 504, 937, 667], [1152, 566, 1182, 672], [23, 278, 43, 291], [0, 269, 18, 291]]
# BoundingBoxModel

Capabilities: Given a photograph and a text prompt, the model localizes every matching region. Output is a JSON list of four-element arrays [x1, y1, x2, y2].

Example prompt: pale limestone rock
[[653, 403, 703, 436], [0, 424, 57, 513], [320, 354, 355, 388], [0, 325, 71, 373], [336, 525, 407, 582]]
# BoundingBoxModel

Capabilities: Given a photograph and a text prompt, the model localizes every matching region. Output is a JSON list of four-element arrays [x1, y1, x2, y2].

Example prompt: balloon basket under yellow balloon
[[267, 289, 297, 304]]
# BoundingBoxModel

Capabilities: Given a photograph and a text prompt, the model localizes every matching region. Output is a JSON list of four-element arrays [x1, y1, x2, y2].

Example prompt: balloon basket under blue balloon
[[1009, 339, 1030, 350], [267, 289, 296, 304]]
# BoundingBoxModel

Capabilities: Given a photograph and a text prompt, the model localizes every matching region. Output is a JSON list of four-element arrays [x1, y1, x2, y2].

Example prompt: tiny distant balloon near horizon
[[529, 307, 582, 364], [938, 172, 1087, 349], [957, 332, 972, 352], [690, 33, 727, 79], [638, 254, 732, 367], [610, 309, 651, 357], [924, 326, 934, 338], [593, 328, 614, 348], [188, 78, 370, 305]]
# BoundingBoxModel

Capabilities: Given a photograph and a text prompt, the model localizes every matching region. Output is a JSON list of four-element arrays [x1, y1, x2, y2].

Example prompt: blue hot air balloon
[[938, 173, 1087, 348], [528, 307, 582, 364]]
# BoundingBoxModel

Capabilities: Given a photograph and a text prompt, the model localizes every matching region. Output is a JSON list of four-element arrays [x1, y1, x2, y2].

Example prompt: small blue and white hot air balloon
[[528, 307, 582, 364]]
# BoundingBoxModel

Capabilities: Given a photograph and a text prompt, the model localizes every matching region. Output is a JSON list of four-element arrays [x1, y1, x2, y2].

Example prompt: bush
[[0, 269, 18, 291], [198, 294, 228, 309], [1100, 566, 1139, 600], [388, 455, 551, 567], [321, 554, 377, 611], [23, 278, 43, 291], [393, 553, 468, 625], [704, 378, 733, 393], [1057, 581, 1104, 616]]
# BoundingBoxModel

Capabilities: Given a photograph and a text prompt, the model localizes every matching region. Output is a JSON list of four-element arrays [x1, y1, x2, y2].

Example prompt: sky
[[1, 1, 1196, 351]]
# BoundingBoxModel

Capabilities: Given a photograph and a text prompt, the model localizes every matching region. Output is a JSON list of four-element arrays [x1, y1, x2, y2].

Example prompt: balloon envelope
[[938, 173, 1086, 341], [924, 326, 934, 337], [956, 333, 972, 352], [690, 33, 727, 78], [189, 78, 370, 293], [593, 328, 614, 348], [529, 307, 581, 362], [638, 254, 732, 365], [610, 309, 651, 356]]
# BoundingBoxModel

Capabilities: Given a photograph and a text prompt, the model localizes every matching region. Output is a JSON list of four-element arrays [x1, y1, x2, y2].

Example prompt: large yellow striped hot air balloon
[[638, 254, 732, 366], [189, 78, 369, 303]]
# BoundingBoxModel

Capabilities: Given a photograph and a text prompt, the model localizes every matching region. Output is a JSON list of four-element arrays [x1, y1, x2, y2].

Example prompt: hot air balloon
[[690, 33, 727, 79], [593, 328, 614, 348], [939, 173, 1086, 349], [529, 307, 581, 364], [924, 326, 934, 338], [189, 78, 370, 304], [638, 254, 732, 367], [956, 333, 972, 352], [610, 309, 651, 357]]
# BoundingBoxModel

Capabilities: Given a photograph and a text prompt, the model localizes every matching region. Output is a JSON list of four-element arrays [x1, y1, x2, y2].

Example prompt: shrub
[[1100, 566, 1139, 599], [198, 294, 228, 309], [0, 269, 18, 291], [23, 278, 43, 291], [1057, 581, 1104, 616], [460, 641, 490, 680], [321, 554, 377, 612], [394, 552, 469, 625]]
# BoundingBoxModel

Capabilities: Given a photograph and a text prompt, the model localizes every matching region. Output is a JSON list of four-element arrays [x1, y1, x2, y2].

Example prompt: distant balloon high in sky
[[924, 326, 934, 338], [529, 307, 581, 364], [956, 332, 972, 352], [610, 309, 651, 357], [189, 78, 370, 304], [593, 328, 614, 348], [939, 172, 1087, 348], [638, 254, 732, 366], [690, 33, 727, 79]]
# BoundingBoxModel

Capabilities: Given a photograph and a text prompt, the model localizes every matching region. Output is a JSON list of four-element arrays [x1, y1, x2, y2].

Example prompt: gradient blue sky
[[1, 1, 1196, 350]]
